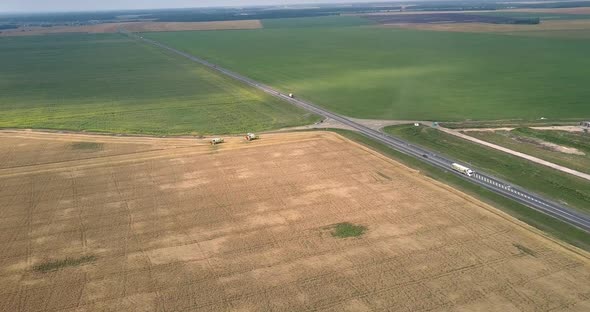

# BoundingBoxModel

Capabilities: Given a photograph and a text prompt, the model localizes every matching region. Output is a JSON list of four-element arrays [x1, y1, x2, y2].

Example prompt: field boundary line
[[0, 134, 323, 178], [0, 128, 242, 142]]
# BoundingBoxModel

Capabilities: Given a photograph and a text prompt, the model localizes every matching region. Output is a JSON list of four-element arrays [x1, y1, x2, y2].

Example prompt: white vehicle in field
[[210, 138, 224, 145], [451, 163, 474, 177], [288, 93, 294, 98], [245, 133, 258, 141]]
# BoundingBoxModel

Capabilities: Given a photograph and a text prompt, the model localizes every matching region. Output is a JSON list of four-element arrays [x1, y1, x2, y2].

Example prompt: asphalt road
[[128, 31, 590, 233]]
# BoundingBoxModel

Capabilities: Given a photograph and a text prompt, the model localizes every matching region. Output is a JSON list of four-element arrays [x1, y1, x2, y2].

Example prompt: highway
[[126, 31, 590, 233]]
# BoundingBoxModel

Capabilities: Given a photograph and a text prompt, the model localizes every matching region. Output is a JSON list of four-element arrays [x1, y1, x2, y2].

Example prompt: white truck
[[451, 163, 474, 177], [288, 93, 294, 98]]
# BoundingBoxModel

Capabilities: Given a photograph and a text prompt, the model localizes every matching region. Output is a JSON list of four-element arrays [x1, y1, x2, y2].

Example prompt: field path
[[437, 126, 590, 182]]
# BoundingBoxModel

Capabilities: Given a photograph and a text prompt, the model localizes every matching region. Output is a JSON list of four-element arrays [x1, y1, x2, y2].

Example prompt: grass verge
[[466, 128, 590, 175], [328, 129, 590, 252], [34, 255, 97, 273], [384, 125, 590, 213]]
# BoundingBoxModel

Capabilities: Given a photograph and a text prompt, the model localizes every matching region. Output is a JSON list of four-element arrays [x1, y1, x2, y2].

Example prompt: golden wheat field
[[0, 130, 588, 311]]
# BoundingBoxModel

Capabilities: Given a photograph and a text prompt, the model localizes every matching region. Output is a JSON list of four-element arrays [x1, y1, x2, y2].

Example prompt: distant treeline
[[514, 1, 590, 9], [408, 1, 590, 11], [0, 12, 124, 24], [0, 1, 587, 25], [152, 9, 341, 22], [512, 18, 540, 25], [0, 24, 18, 30], [0, 5, 401, 24]]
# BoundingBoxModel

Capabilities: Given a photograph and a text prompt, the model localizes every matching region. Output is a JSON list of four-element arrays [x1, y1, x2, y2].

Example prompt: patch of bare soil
[[533, 125, 589, 133], [511, 135, 586, 155], [0, 20, 262, 36], [460, 127, 517, 132], [0, 131, 588, 311], [456, 126, 587, 133], [539, 141, 586, 155]]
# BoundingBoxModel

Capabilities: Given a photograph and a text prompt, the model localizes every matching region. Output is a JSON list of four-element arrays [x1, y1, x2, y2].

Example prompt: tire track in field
[[0, 137, 323, 178]]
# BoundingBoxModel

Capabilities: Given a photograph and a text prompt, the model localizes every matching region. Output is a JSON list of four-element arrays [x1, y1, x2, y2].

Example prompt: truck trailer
[[451, 163, 474, 177]]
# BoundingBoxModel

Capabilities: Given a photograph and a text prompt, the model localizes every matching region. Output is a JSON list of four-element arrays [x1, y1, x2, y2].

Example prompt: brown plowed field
[[0, 130, 589, 311], [121, 20, 262, 32], [0, 20, 262, 36]]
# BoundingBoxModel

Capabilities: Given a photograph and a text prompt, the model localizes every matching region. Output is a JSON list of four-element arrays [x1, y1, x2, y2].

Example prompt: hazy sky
[[0, 0, 384, 13]]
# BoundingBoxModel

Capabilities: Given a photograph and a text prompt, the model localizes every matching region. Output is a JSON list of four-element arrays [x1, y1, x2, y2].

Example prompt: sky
[[0, 0, 387, 13]]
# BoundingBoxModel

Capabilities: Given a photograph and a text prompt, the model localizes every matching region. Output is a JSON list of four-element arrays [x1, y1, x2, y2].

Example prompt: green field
[[0, 34, 318, 135], [383, 125, 590, 213], [507, 29, 590, 39], [144, 23, 590, 121], [467, 128, 590, 175]]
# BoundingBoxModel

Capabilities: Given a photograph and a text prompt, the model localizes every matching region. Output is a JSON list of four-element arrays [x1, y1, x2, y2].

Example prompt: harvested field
[[0, 20, 262, 36], [121, 20, 262, 32], [0, 131, 199, 170], [0, 130, 589, 311]]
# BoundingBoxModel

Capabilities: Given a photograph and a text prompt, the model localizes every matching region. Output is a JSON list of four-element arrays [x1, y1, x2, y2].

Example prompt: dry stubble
[[0, 130, 588, 311]]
